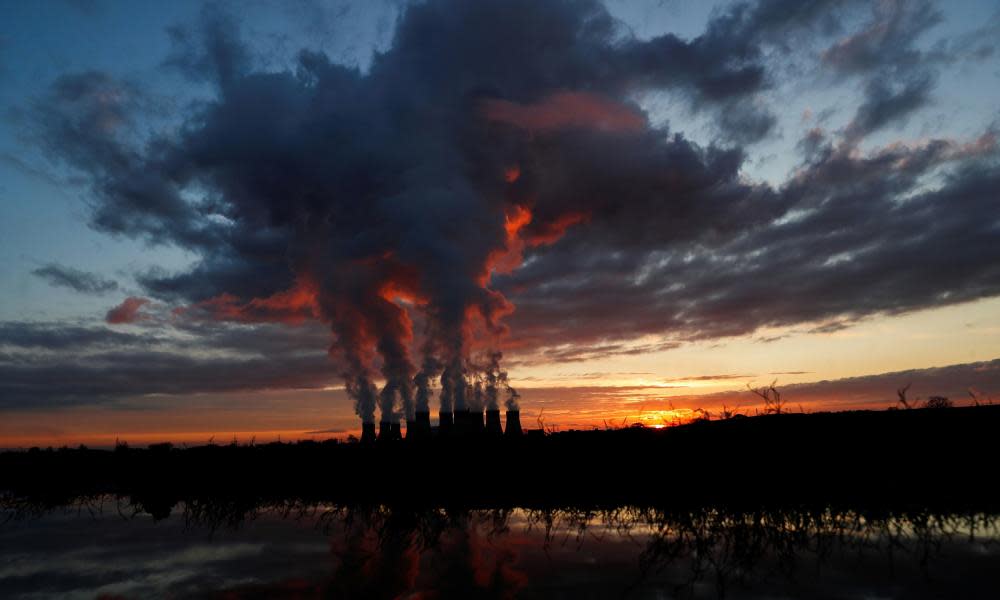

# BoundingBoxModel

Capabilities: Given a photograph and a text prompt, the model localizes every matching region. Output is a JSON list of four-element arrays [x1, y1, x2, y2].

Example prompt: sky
[[1, 0, 999, 447]]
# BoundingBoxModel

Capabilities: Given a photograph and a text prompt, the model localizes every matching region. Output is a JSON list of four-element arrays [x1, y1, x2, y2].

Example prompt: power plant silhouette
[[361, 409, 523, 443]]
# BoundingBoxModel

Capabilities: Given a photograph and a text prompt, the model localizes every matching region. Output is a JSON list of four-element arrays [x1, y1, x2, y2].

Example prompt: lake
[[2, 499, 998, 598]]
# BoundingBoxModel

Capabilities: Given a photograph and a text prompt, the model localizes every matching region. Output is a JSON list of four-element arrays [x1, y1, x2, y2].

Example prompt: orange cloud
[[504, 165, 521, 183], [483, 91, 646, 133], [105, 297, 151, 324], [182, 278, 320, 325]]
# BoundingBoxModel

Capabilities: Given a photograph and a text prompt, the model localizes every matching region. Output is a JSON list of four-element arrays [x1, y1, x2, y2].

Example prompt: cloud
[[482, 92, 647, 134], [498, 134, 1000, 360], [0, 321, 145, 350], [163, 3, 250, 87], [668, 374, 757, 382], [821, 0, 943, 76], [682, 359, 1000, 412], [0, 319, 336, 408], [843, 72, 935, 141], [821, 0, 947, 142], [16, 0, 1000, 409], [31, 263, 119, 295], [106, 297, 151, 324]]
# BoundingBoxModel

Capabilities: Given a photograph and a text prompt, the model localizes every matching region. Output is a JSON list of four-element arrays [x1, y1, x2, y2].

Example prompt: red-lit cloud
[[105, 297, 151, 324], [483, 92, 647, 134]]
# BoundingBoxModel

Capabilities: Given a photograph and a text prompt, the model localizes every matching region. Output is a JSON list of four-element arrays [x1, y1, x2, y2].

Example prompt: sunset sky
[[2, 0, 999, 447]]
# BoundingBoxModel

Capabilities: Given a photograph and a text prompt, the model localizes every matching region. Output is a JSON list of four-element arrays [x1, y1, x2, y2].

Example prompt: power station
[[362, 408, 522, 443]]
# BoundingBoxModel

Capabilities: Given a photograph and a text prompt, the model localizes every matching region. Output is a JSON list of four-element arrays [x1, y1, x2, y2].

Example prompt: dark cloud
[[0, 320, 335, 409], [715, 100, 778, 145], [163, 4, 250, 87], [947, 8, 1000, 62], [821, 0, 946, 141], [0, 350, 332, 408], [0, 321, 145, 351], [30, 0, 814, 419], [28, 70, 208, 249], [16, 0, 1000, 411], [31, 263, 118, 295], [843, 67, 935, 142], [668, 374, 757, 382], [499, 133, 999, 359], [821, 0, 943, 76]]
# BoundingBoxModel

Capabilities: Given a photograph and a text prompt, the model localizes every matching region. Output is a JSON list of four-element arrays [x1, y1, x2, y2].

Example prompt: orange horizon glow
[[11, 290, 997, 451], [1, 389, 951, 450]]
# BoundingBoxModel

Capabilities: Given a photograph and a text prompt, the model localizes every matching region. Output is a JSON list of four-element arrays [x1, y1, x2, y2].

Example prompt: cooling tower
[[485, 409, 503, 436], [470, 409, 485, 433], [414, 411, 431, 438], [505, 410, 523, 436], [438, 411, 453, 436], [453, 409, 469, 435], [361, 423, 377, 444]]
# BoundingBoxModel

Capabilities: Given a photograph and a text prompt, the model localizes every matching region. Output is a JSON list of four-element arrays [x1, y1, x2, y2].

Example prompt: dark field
[[3, 405, 999, 598], [3, 405, 998, 511]]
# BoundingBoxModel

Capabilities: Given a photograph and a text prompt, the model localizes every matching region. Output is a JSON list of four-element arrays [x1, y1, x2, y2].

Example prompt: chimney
[[438, 411, 453, 436], [485, 409, 503, 436], [471, 410, 485, 434], [505, 410, 523, 436], [453, 409, 469, 435], [412, 410, 431, 439], [378, 421, 393, 442], [390, 422, 402, 440], [361, 423, 377, 444], [405, 419, 417, 439]]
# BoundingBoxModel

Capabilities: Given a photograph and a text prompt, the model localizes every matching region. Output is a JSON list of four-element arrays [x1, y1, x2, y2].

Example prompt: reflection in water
[[1, 497, 998, 599]]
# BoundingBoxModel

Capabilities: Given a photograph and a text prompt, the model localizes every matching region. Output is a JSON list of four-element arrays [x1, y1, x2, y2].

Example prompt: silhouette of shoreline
[[3, 405, 998, 513]]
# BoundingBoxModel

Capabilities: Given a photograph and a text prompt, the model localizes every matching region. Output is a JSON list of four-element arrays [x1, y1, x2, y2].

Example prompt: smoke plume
[[414, 348, 442, 415], [28, 0, 1000, 427]]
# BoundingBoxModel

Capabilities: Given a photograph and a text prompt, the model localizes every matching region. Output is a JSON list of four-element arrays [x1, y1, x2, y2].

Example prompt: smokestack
[[390, 422, 402, 440], [471, 409, 485, 434], [485, 409, 502, 436], [405, 419, 417, 439], [505, 410, 523, 437], [414, 410, 431, 438], [378, 421, 393, 442], [438, 411, 453, 436], [361, 423, 376, 444], [453, 409, 468, 435]]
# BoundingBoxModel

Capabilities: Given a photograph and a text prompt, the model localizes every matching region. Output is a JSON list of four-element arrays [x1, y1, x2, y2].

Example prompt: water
[[1, 500, 998, 598]]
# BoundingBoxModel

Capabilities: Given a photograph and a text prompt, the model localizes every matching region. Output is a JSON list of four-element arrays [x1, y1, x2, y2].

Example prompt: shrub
[[925, 396, 952, 409]]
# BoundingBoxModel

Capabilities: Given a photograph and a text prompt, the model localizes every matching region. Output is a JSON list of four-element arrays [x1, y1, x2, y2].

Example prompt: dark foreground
[[2, 405, 999, 512], [3, 406, 1000, 598], [2, 500, 998, 599]]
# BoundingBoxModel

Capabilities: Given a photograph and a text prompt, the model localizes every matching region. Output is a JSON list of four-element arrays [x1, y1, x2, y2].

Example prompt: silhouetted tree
[[719, 404, 741, 419], [926, 396, 952, 409], [967, 388, 992, 407], [748, 380, 785, 414], [897, 383, 915, 409]]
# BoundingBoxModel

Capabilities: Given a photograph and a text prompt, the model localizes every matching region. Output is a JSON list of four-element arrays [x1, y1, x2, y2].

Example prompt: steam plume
[[414, 345, 442, 414]]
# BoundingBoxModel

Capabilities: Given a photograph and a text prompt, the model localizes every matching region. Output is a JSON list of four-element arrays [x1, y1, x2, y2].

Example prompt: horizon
[[2, 0, 999, 449]]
